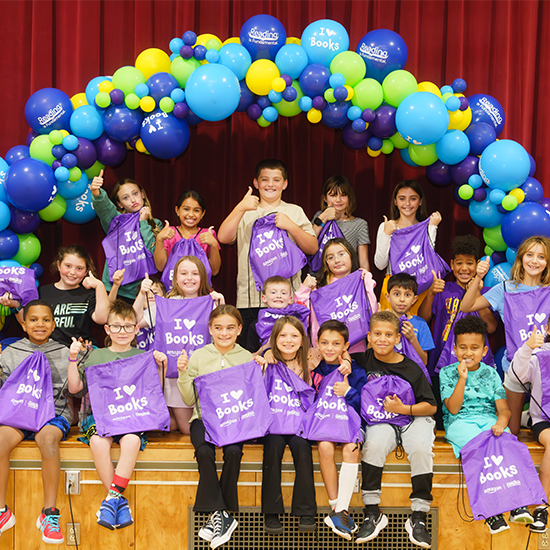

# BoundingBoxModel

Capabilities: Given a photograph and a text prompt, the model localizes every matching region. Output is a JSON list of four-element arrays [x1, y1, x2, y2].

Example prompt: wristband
[[68, 357, 78, 362], [313, 217, 325, 228], [410, 404, 413, 416]]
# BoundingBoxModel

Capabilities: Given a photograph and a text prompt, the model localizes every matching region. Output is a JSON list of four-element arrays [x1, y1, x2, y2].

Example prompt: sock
[[335, 462, 359, 513], [329, 499, 338, 510], [0, 506, 6, 513], [107, 474, 130, 499]]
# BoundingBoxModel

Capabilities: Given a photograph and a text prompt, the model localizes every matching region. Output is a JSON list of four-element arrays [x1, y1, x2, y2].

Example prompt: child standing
[[67, 300, 167, 531], [217, 159, 318, 349], [312, 320, 367, 540], [177, 305, 253, 549], [359, 311, 437, 548], [312, 175, 370, 270], [440, 315, 533, 534], [0, 300, 72, 544]]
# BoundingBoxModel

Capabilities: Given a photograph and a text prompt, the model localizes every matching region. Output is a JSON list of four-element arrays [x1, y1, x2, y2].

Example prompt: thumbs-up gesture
[[383, 215, 398, 236], [333, 373, 350, 397], [82, 270, 103, 290], [477, 256, 491, 280], [527, 325, 546, 349], [91, 169, 104, 196], [157, 220, 175, 242], [199, 226, 218, 247], [140, 273, 152, 295], [429, 270, 445, 295], [112, 269, 125, 287], [239, 186, 259, 212], [338, 355, 352, 376], [177, 349, 189, 372]]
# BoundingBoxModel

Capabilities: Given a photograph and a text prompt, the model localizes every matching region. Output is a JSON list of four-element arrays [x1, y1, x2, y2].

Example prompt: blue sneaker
[[324, 510, 352, 541], [115, 497, 133, 529], [96, 498, 118, 531]]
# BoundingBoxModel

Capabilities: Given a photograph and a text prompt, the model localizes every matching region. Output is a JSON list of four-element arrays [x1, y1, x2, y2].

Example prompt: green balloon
[[330, 51, 366, 87], [39, 194, 67, 222], [352, 78, 383, 111], [408, 143, 438, 166], [69, 167, 82, 182], [125, 93, 140, 110], [458, 185, 474, 200], [257, 115, 271, 128], [85, 161, 105, 179], [29, 135, 56, 166], [389, 132, 409, 150], [95, 91, 111, 108], [13, 233, 41, 266], [274, 81, 303, 117], [205, 38, 221, 51], [484, 245, 494, 257], [324, 88, 336, 103], [501, 195, 518, 211], [381, 140, 395, 155], [48, 130, 63, 145], [171, 56, 201, 88], [382, 70, 417, 107], [160, 97, 175, 113], [112, 66, 146, 96], [483, 225, 507, 252]]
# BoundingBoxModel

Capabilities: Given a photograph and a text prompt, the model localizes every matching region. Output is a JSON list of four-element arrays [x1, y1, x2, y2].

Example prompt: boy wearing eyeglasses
[[67, 300, 167, 531]]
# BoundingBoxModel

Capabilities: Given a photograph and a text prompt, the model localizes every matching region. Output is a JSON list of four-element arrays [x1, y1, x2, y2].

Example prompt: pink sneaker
[[36, 508, 64, 544], [0, 506, 16, 535]]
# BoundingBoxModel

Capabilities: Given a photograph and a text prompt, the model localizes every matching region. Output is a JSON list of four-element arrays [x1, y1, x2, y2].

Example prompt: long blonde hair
[[510, 236, 550, 287], [166, 256, 211, 298], [269, 316, 309, 382]]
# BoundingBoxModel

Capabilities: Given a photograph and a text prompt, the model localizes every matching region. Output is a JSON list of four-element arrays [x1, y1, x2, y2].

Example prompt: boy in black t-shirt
[[357, 311, 437, 549]]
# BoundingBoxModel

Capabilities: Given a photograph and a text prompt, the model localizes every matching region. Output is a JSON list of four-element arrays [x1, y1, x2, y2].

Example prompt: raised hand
[[82, 271, 102, 290], [199, 226, 218, 247], [429, 211, 442, 227], [177, 349, 189, 372], [383, 215, 398, 236], [239, 186, 259, 212], [527, 325, 545, 349], [140, 273, 152, 295], [333, 373, 350, 397], [429, 270, 445, 294], [139, 206, 151, 221], [112, 269, 125, 286], [476, 256, 491, 280], [457, 360, 469, 380], [90, 170, 104, 196]]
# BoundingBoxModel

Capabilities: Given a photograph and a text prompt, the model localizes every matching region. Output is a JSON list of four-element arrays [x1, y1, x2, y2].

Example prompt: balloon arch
[[0, 14, 547, 290]]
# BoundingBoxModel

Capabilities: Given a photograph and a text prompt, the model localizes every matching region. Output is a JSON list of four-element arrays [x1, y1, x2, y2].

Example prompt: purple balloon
[[281, 74, 292, 87], [497, 204, 507, 214], [426, 160, 453, 187], [9, 206, 40, 234], [110, 89, 125, 105], [5, 146, 30, 166], [247, 104, 262, 121], [312, 96, 326, 110], [257, 96, 272, 109], [342, 123, 370, 150], [459, 97, 469, 111], [451, 155, 479, 185], [236, 81, 256, 112], [473, 188, 487, 202], [541, 197, 550, 210], [26, 131, 39, 147], [491, 251, 507, 265], [180, 45, 194, 60], [93, 133, 127, 166], [52, 160, 62, 171], [369, 105, 397, 138], [528, 153, 536, 177], [73, 138, 97, 170], [173, 102, 189, 119], [185, 109, 203, 126], [361, 108, 376, 123], [453, 184, 471, 207]]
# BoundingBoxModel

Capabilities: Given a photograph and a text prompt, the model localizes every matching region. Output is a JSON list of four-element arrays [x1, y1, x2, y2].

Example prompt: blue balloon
[[299, 63, 331, 98], [301, 19, 349, 66], [57, 172, 89, 200], [63, 185, 97, 224], [134, 83, 149, 99], [5, 158, 57, 212], [5, 146, 30, 166], [54, 166, 70, 182], [479, 140, 530, 191], [505, 247, 517, 264], [146, 72, 179, 103], [356, 29, 408, 83], [140, 110, 190, 159], [400, 147, 420, 167], [465, 122, 496, 156], [70, 105, 104, 140], [169, 37, 184, 54], [0, 202, 11, 232], [257, 96, 272, 109], [236, 81, 256, 112], [62, 135, 79, 151], [274, 44, 309, 79], [0, 230, 19, 260], [468, 93, 505, 137], [85, 76, 111, 107], [9, 206, 40, 234], [30, 262, 44, 278], [262, 106, 278, 122], [102, 104, 143, 142], [170, 88, 185, 103], [240, 14, 287, 61], [24, 88, 73, 134], [528, 153, 536, 177], [321, 100, 351, 129], [218, 43, 252, 81], [395, 92, 449, 145], [435, 130, 470, 165], [489, 189, 506, 205], [52, 145, 67, 159], [468, 197, 505, 228], [520, 177, 544, 203], [484, 262, 512, 288], [205, 49, 220, 64], [501, 202, 550, 249], [185, 110, 203, 126], [0, 159, 8, 204]]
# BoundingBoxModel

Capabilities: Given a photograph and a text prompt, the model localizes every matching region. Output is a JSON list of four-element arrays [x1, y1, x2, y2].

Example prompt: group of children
[[0, 158, 548, 549]]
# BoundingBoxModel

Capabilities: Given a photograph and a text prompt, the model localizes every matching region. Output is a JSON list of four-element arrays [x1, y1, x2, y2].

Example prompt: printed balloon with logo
[[240, 14, 287, 61]]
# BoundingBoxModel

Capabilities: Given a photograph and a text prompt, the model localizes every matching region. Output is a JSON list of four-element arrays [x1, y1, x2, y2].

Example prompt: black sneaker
[[356, 510, 388, 544], [199, 511, 219, 542], [210, 510, 238, 549], [530, 507, 548, 533], [485, 514, 509, 535], [297, 515, 316, 532], [264, 514, 283, 535], [405, 511, 432, 548], [509, 506, 534, 524]]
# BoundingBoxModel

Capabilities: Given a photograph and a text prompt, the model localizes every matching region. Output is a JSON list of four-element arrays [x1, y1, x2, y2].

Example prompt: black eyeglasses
[[107, 324, 137, 333]]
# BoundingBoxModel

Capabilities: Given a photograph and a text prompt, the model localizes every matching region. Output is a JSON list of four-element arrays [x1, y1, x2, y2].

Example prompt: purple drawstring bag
[[311, 270, 371, 346], [194, 361, 273, 447], [249, 214, 307, 292], [0, 351, 55, 432], [85, 350, 170, 437], [460, 430, 547, 519], [153, 295, 213, 378], [102, 212, 157, 285], [160, 236, 212, 291], [397, 315, 432, 384], [256, 303, 310, 346], [361, 374, 415, 427], [264, 362, 315, 435], [298, 369, 362, 444], [389, 218, 450, 294], [0, 266, 38, 306], [136, 326, 154, 352], [307, 220, 344, 273], [503, 285, 550, 361]]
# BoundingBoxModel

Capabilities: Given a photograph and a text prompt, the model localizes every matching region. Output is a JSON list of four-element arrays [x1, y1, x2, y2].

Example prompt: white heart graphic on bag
[[183, 319, 196, 330], [491, 454, 504, 466], [343, 295, 353, 304], [535, 313, 546, 324], [230, 390, 243, 400], [411, 245, 421, 254], [264, 231, 274, 239], [283, 382, 293, 392], [123, 385, 136, 396], [32, 371, 41, 382]]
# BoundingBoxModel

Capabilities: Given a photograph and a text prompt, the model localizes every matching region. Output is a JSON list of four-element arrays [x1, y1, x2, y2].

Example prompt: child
[[135, 276, 165, 351], [90, 171, 162, 302], [359, 311, 437, 548], [312, 320, 366, 540], [385, 273, 435, 367], [217, 159, 318, 349], [440, 315, 533, 534], [0, 299, 72, 544], [67, 300, 167, 531], [312, 175, 370, 270], [509, 324, 550, 533], [461, 236, 550, 434], [154, 190, 221, 277], [177, 305, 253, 549], [257, 316, 317, 534], [374, 180, 441, 315]]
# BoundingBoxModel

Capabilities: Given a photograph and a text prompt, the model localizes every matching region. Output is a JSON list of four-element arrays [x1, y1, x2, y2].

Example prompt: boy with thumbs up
[[218, 159, 318, 349]]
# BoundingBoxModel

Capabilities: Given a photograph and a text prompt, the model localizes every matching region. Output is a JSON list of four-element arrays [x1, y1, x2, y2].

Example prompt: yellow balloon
[[195, 33, 222, 48], [60, 130, 69, 138], [98, 80, 114, 93], [70, 92, 88, 110], [417, 81, 442, 97], [246, 59, 280, 96], [272, 77, 286, 93], [135, 48, 172, 81], [286, 37, 301, 45], [222, 37, 241, 46], [367, 148, 382, 157], [448, 106, 472, 131], [135, 139, 147, 153], [307, 108, 322, 124], [344, 85, 354, 100], [509, 188, 525, 204], [140, 96, 156, 113]]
